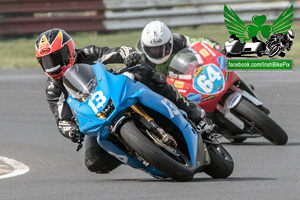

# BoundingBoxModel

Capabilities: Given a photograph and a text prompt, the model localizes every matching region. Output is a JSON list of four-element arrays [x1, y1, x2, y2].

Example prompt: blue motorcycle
[[63, 62, 233, 181]]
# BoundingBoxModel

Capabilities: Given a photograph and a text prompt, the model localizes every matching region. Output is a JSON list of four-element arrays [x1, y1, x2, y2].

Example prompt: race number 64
[[197, 65, 222, 93]]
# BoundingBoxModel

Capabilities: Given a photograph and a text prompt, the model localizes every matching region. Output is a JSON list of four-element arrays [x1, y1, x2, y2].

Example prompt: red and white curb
[[0, 157, 29, 179]]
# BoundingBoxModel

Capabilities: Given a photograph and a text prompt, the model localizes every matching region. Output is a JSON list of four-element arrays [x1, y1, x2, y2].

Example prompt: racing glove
[[69, 127, 84, 143], [124, 52, 141, 67], [58, 120, 84, 143]]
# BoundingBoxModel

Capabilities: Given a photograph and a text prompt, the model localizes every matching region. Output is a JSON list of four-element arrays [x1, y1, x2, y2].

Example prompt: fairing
[[167, 42, 240, 113], [65, 62, 207, 176]]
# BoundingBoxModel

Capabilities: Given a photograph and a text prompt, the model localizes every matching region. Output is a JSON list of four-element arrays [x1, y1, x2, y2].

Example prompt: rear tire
[[230, 138, 247, 143], [234, 98, 288, 145], [204, 144, 234, 178], [119, 119, 194, 182]]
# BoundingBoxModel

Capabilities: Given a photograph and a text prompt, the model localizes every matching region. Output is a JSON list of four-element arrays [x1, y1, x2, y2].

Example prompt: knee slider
[[85, 146, 104, 172], [85, 146, 121, 173]]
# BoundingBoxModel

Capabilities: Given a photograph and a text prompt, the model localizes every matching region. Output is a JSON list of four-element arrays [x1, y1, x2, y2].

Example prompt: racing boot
[[167, 85, 205, 125], [144, 71, 205, 124]]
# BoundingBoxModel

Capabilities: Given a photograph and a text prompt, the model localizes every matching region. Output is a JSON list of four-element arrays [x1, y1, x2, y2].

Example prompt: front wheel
[[234, 98, 288, 145], [204, 143, 234, 178], [119, 119, 194, 182]]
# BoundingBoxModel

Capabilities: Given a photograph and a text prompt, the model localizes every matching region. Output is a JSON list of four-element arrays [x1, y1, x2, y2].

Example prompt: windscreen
[[168, 48, 203, 78], [63, 63, 97, 102]]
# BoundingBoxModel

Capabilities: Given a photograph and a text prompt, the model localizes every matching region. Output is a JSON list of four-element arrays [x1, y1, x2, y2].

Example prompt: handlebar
[[115, 64, 142, 75]]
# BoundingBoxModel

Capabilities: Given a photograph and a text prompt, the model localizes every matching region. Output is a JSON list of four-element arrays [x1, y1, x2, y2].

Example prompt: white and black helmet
[[141, 21, 173, 64], [287, 30, 295, 40]]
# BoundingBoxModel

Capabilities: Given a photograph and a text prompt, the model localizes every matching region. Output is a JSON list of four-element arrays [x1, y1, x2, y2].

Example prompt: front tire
[[234, 98, 288, 145], [119, 119, 194, 182]]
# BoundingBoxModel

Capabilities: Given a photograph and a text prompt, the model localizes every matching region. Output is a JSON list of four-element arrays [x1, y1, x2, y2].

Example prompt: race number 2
[[88, 90, 107, 114]]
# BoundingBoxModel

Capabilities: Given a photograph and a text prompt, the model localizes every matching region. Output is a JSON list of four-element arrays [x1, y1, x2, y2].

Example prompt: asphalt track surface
[[0, 68, 299, 200]]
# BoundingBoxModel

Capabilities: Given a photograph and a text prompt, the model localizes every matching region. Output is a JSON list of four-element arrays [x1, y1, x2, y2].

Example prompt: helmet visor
[[143, 40, 172, 59], [38, 45, 70, 73]]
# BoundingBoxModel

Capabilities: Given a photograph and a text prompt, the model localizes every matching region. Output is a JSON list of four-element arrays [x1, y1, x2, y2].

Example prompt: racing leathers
[[46, 45, 138, 173], [135, 34, 223, 124]]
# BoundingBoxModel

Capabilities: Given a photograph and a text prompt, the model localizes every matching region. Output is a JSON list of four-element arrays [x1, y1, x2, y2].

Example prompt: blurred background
[[0, 0, 299, 69]]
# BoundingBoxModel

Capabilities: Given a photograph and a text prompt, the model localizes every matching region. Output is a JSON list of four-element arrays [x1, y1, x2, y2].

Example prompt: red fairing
[[167, 41, 240, 113]]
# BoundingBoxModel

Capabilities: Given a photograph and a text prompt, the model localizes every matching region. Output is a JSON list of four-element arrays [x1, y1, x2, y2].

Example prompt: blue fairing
[[66, 62, 200, 176]]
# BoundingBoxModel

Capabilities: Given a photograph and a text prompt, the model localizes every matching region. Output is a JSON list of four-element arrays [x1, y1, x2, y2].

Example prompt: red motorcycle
[[167, 41, 288, 145]]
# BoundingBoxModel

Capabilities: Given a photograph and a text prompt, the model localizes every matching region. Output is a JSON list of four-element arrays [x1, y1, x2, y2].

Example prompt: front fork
[[215, 84, 263, 130], [129, 104, 177, 148], [114, 103, 210, 170]]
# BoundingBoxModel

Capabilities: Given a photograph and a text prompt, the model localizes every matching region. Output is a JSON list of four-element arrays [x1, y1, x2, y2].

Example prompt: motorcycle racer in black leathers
[[133, 21, 223, 124], [35, 28, 140, 173], [35, 26, 214, 174]]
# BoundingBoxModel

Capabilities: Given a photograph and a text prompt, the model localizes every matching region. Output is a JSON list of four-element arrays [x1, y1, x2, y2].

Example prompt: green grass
[[1, 21, 299, 69]]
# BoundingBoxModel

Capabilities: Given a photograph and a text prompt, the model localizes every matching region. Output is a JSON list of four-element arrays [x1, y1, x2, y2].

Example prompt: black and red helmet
[[35, 28, 76, 80]]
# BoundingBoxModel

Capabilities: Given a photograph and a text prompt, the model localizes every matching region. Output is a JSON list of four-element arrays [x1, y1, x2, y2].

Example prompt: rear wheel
[[234, 98, 288, 145], [229, 138, 247, 143], [119, 119, 194, 182], [204, 143, 234, 178]]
